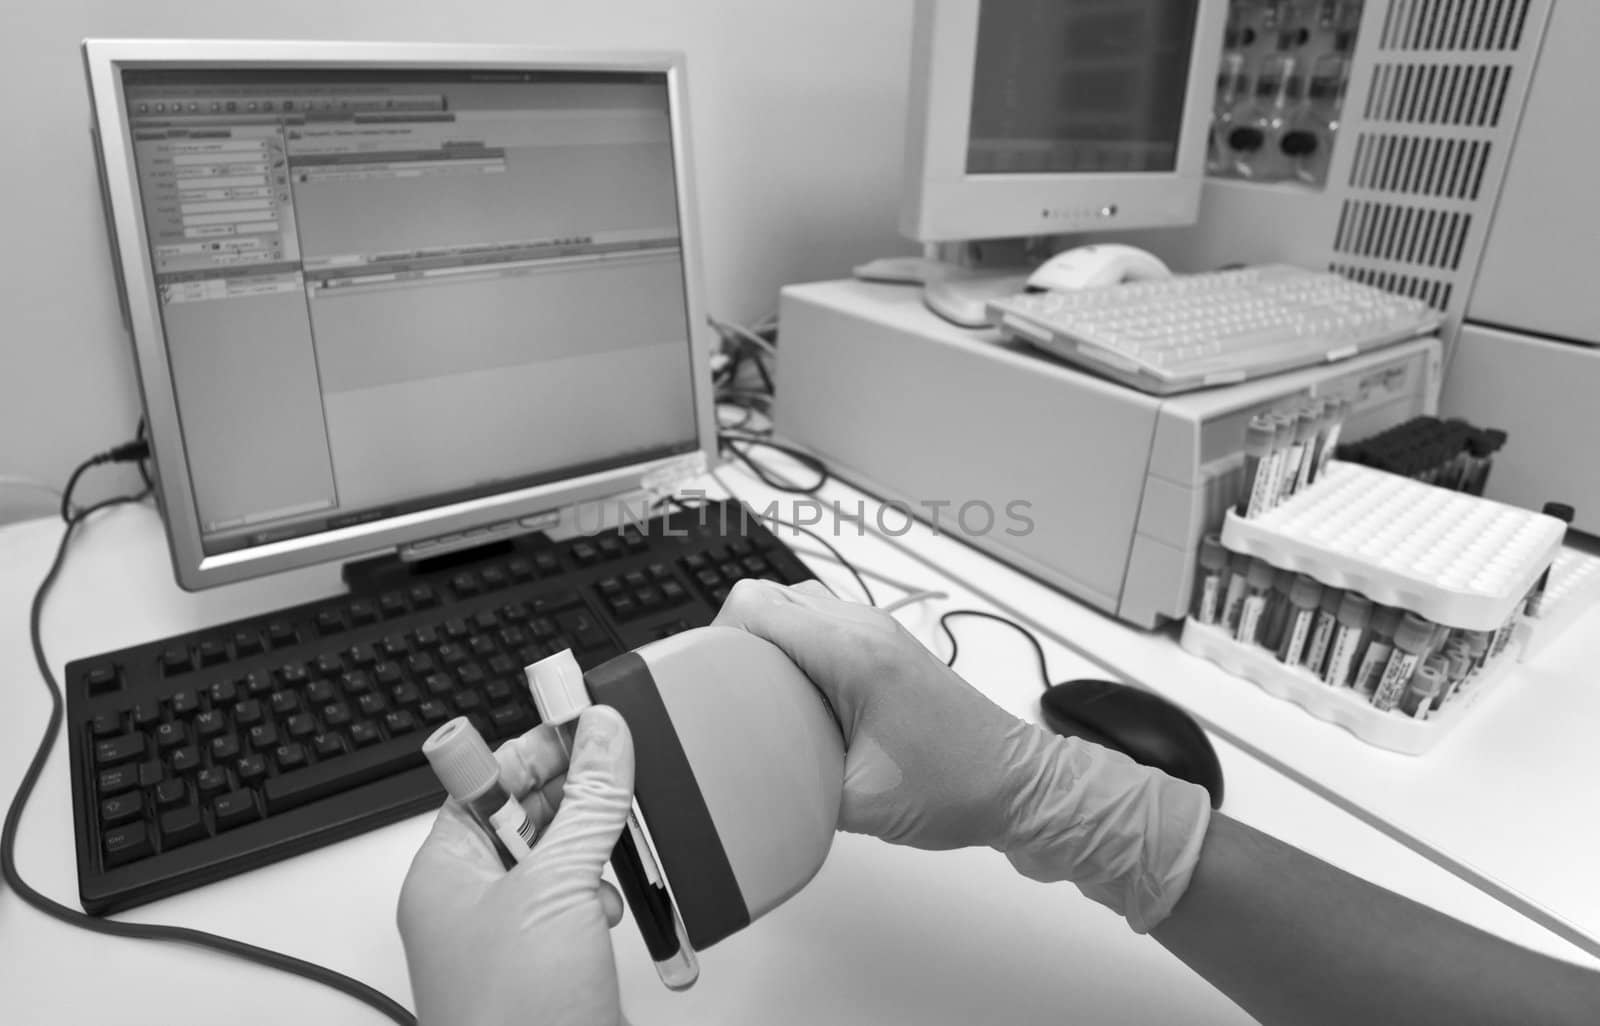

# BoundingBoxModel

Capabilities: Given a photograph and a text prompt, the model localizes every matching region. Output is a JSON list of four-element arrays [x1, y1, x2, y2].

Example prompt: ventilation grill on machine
[[1328, 0, 1540, 317]]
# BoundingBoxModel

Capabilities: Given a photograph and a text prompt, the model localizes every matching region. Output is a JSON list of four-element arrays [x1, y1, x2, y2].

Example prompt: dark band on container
[[585, 651, 750, 948]]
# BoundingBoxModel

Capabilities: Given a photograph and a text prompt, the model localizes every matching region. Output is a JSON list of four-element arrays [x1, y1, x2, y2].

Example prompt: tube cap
[[1542, 502, 1576, 524], [1289, 573, 1323, 608], [1294, 409, 1318, 442], [1447, 650, 1473, 679], [527, 648, 593, 726], [1462, 630, 1489, 656], [1244, 418, 1275, 455], [1319, 586, 1342, 613], [422, 717, 500, 803], [1410, 664, 1445, 696], [1393, 612, 1434, 652], [1246, 558, 1275, 589], [1199, 535, 1228, 570], [1370, 604, 1402, 637], [1335, 591, 1372, 628]]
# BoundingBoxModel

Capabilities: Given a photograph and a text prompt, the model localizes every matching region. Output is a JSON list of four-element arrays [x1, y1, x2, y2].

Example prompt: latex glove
[[398, 706, 635, 1025], [714, 579, 1211, 933]]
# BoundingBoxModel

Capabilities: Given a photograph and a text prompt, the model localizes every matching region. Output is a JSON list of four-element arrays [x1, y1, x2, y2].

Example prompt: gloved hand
[[398, 706, 635, 1025], [714, 579, 1211, 933]]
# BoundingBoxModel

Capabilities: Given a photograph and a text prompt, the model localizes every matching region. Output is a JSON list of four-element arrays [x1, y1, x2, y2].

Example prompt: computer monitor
[[82, 40, 718, 591], [900, 0, 1228, 243]]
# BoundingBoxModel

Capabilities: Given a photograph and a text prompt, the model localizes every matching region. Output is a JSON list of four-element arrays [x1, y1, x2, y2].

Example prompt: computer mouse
[[1024, 243, 1172, 292], [1040, 679, 1224, 808]]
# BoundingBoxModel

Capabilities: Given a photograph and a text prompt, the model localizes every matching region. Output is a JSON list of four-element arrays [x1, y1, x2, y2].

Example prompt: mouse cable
[[3, 446, 415, 1026], [717, 431, 829, 496], [938, 609, 1052, 691]]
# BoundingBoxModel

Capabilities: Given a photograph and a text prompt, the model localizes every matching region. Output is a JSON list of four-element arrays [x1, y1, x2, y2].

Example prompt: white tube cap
[[526, 648, 592, 726]]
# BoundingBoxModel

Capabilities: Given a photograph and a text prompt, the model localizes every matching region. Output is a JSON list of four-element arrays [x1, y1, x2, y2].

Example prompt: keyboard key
[[210, 734, 241, 762], [197, 640, 228, 667], [481, 566, 508, 589], [286, 713, 317, 739], [358, 693, 388, 717], [270, 690, 300, 716], [154, 722, 186, 750], [159, 807, 206, 848], [234, 699, 263, 726], [444, 617, 471, 639], [91, 712, 123, 738], [343, 669, 376, 695], [507, 556, 535, 579], [350, 721, 381, 748], [197, 767, 229, 796], [274, 743, 308, 772], [533, 552, 561, 575], [624, 570, 648, 589], [424, 673, 455, 697], [236, 755, 267, 785], [344, 642, 377, 667], [323, 702, 352, 727], [155, 779, 188, 808], [161, 646, 193, 676], [489, 651, 517, 675], [85, 664, 121, 696], [170, 746, 201, 774], [485, 678, 514, 702], [450, 573, 481, 597], [529, 616, 557, 639], [312, 732, 346, 759], [232, 631, 264, 657], [379, 591, 409, 618], [407, 652, 436, 675], [273, 664, 307, 687], [490, 705, 534, 736], [315, 610, 344, 636], [418, 700, 450, 725], [473, 609, 500, 631], [97, 765, 139, 796], [408, 584, 439, 609], [453, 691, 484, 714], [132, 703, 161, 728], [637, 585, 663, 609], [103, 822, 152, 867], [374, 661, 403, 686], [469, 635, 497, 658], [266, 621, 298, 648], [379, 633, 411, 658], [263, 734, 427, 815], [661, 580, 687, 603], [212, 790, 259, 831], [100, 791, 143, 826], [315, 653, 344, 677], [532, 591, 583, 615], [391, 682, 420, 707], [248, 722, 278, 749], [348, 599, 378, 625], [457, 662, 485, 687], [168, 689, 199, 717], [609, 595, 638, 619], [438, 643, 468, 667], [208, 679, 238, 705], [571, 542, 598, 565], [195, 710, 226, 738], [384, 710, 417, 735], [500, 601, 530, 621], [307, 679, 336, 705]]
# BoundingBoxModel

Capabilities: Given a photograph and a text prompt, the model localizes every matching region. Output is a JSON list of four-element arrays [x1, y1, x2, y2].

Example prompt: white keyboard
[[986, 265, 1443, 395]]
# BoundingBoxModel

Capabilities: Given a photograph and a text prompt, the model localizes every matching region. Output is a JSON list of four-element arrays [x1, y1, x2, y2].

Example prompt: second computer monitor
[[900, 0, 1228, 243]]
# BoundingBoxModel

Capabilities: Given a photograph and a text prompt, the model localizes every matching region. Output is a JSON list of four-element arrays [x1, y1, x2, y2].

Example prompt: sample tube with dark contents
[[1371, 612, 1435, 712], [1278, 408, 1319, 505], [1301, 584, 1342, 676], [1461, 629, 1491, 676], [422, 717, 538, 871], [1235, 558, 1277, 646], [1240, 416, 1279, 518], [1321, 591, 1372, 688], [1443, 648, 1473, 703], [1258, 567, 1297, 653], [1350, 604, 1401, 697], [1276, 573, 1323, 665], [1193, 535, 1230, 625], [1296, 401, 1330, 493], [1267, 415, 1297, 511], [1399, 662, 1447, 719], [1221, 551, 1254, 633], [1523, 502, 1576, 618]]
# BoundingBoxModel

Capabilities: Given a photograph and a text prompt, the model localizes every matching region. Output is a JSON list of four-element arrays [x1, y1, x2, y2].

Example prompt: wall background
[[0, 0, 917, 523]]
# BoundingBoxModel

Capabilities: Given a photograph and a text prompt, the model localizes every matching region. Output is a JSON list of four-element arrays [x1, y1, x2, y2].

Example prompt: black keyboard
[[65, 501, 811, 914]]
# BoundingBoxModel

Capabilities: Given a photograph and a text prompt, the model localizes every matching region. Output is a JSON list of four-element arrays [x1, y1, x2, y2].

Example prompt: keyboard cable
[[1, 439, 416, 1026]]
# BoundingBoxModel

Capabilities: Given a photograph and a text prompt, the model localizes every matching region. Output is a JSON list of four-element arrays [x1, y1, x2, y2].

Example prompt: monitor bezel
[[82, 39, 720, 591], [899, 0, 1228, 243]]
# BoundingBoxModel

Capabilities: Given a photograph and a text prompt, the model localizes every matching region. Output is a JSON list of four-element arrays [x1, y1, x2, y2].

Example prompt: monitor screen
[[118, 66, 700, 557], [966, 0, 1202, 176]]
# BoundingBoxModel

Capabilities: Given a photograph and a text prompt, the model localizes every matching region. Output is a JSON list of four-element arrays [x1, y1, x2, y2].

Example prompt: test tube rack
[[1183, 460, 1569, 755], [1520, 548, 1600, 662], [1180, 618, 1519, 755], [1220, 461, 1565, 630]]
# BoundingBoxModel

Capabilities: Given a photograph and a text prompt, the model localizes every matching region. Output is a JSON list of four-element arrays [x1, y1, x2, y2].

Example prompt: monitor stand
[[921, 266, 1031, 329]]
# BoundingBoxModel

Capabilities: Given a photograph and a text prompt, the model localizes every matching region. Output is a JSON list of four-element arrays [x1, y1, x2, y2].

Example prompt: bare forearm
[[1151, 814, 1600, 1026]]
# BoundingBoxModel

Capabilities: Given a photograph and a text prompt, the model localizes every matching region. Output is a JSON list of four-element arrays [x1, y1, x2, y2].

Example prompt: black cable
[[134, 417, 153, 491], [938, 609, 1052, 690], [719, 433, 829, 495], [5, 453, 414, 1026], [763, 515, 874, 606]]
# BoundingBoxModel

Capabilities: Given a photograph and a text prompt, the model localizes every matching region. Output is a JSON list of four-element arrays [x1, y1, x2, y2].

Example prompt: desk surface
[[1, 478, 1593, 1026]]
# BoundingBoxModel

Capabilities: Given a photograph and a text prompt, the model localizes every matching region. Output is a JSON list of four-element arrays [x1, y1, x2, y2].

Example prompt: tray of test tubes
[[1179, 616, 1519, 755], [1220, 461, 1567, 631]]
